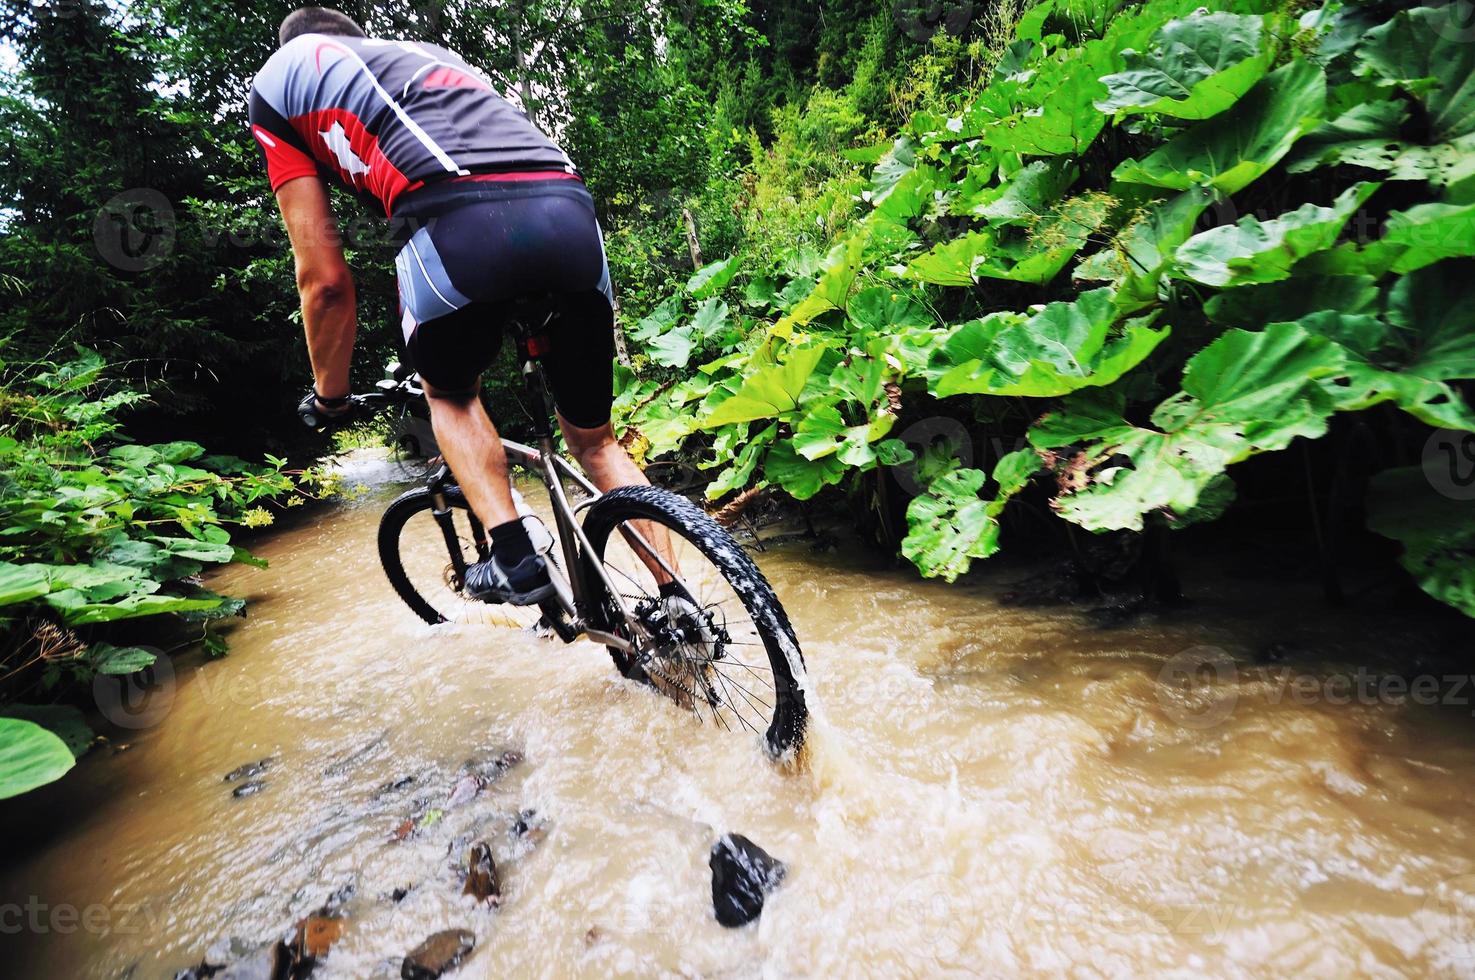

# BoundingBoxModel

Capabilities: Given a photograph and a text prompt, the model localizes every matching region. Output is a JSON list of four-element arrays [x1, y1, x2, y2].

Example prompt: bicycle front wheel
[[581, 485, 808, 758], [377, 486, 543, 630]]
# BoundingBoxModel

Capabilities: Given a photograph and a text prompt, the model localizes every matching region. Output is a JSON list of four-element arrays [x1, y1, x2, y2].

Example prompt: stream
[[5, 451, 1475, 977]]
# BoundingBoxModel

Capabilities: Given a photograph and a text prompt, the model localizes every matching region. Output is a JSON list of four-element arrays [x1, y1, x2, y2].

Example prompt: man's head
[[279, 7, 365, 47]]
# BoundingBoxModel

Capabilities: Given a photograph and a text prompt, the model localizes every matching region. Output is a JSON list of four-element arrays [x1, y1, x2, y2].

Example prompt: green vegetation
[[0, 347, 303, 797], [613, 0, 1475, 619]]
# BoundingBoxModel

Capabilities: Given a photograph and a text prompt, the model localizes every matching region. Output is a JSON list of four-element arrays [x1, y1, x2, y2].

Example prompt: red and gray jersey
[[247, 34, 575, 215]]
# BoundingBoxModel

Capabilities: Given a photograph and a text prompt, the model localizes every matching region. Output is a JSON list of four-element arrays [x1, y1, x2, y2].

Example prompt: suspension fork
[[425, 462, 482, 584]]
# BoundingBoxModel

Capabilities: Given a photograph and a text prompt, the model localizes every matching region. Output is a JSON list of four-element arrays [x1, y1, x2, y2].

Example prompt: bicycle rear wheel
[[581, 485, 808, 758], [378, 486, 543, 630]]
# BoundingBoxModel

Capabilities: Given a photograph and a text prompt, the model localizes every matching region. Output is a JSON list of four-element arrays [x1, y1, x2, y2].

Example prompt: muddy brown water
[[5, 452, 1475, 977]]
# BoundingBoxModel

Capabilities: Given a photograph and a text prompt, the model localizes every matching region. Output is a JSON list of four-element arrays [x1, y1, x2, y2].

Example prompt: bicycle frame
[[406, 324, 687, 659]]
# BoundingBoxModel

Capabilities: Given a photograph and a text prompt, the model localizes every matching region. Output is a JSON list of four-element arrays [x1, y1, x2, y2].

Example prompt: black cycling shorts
[[393, 179, 616, 429]]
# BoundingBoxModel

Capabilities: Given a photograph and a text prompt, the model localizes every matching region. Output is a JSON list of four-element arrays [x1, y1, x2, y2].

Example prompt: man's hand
[[296, 390, 360, 432], [276, 176, 357, 400]]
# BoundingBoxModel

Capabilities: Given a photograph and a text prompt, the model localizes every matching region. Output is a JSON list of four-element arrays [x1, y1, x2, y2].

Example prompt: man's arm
[[275, 175, 357, 404]]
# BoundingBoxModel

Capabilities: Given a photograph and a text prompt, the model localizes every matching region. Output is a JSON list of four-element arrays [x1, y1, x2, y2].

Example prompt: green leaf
[[1358, 201, 1475, 275], [0, 717, 75, 799], [1173, 182, 1379, 287], [847, 287, 934, 334], [906, 231, 994, 287], [775, 235, 866, 334], [931, 289, 1167, 398], [792, 404, 896, 467], [1031, 323, 1345, 531], [686, 257, 740, 299], [87, 642, 160, 675], [1204, 274, 1379, 328], [690, 299, 731, 343], [1355, 7, 1475, 148], [151, 535, 237, 564], [47, 591, 225, 626], [901, 448, 1043, 582], [964, 160, 1077, 225], [1294, 263, 1475, 430], [1113, 59, 1326, 195], [3, 705, 92, 758], [1074, 188, 1212, 310], [701, 346, 827, 427], [1097, 12, 1270, 120], [1366, 466, 1475, 618], [764, 440, 845, 501], [0, 563, 51, 608], [648, 328, 695, 368], [705, 423, 778, 500], [871, 137, 917, 201]]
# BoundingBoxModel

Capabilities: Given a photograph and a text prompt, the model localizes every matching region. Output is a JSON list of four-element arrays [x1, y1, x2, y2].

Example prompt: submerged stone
[[709, 833, 786, 927], [462, 842, 501, 907], [401, 929, 475, 980]]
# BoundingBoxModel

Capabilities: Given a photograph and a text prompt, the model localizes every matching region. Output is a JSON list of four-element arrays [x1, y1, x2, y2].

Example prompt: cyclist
[[249, 7, 667, 606]]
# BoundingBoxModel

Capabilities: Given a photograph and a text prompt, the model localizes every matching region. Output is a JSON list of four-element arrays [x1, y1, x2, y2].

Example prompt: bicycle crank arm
[[581, 627, 634, 653]]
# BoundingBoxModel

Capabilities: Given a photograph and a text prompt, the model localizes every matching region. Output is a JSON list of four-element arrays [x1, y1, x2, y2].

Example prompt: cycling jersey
[[247, 33, 576, 216]]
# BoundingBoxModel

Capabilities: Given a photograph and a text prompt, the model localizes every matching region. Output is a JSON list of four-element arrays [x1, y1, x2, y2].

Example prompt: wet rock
[[224, 758, 274, 782], [389, 885, 413, 903], [212, 941, 288, 980], [462, 842, 501, 907], [445, 773, 488, 809], [322, 732, 387, 778], [288, 914, 344, 966], [709, 833, 786, 927], [401, 929, 475, 980], [508, 809, 548, 855], [232, 780, 266, 799], [375, 775, 415, 797]]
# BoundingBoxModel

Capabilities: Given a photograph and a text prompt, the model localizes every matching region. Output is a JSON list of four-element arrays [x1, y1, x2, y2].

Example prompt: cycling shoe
[[463, 554, 556, 606]]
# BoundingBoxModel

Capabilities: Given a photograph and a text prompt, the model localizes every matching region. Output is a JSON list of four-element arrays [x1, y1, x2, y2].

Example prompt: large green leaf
[[1173, 182, 1379, 287], [792, 404, 896, 468], [763, 440, 845, 501], [930, 289, 1167, 398], [1366, 466, 1475, 618], [1204, 274, 1379, 328], [1113, 59, 1326, 195], [901, 450, 1043, 582], [847, 287, 934, 334], [1031, 323, 1345, 531], [1292, 9, 1475, 188], [701, 346, 828, 427], [3, 704, 92, 758], [1074, 188, 1213, 310], [0, 563, 51, 608], [0, 717, 75, 800], [774, 235, 866, 335], [906, 231, 994, 287], [686, 257, 740, 299], [1295, 263, 1475, 429], [963, 160, 1078, 225], [1097, 11, 1271, 120], [1356, 7, 1475, 145]]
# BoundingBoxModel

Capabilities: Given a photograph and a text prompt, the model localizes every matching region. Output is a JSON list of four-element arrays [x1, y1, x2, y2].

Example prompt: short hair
[[279, 7, 365, 47]]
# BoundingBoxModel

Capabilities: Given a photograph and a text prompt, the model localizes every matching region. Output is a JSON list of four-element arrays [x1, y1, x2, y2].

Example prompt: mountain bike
[[346, 299, 809, 759]]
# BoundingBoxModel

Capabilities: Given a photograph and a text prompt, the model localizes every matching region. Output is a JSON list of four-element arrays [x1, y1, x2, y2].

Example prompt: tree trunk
[[682, 208, 703, 270]]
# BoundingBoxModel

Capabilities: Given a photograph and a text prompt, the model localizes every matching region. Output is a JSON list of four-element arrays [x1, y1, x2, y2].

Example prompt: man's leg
[[558, 412, 679, 586], [423, 380, 519, 529]]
